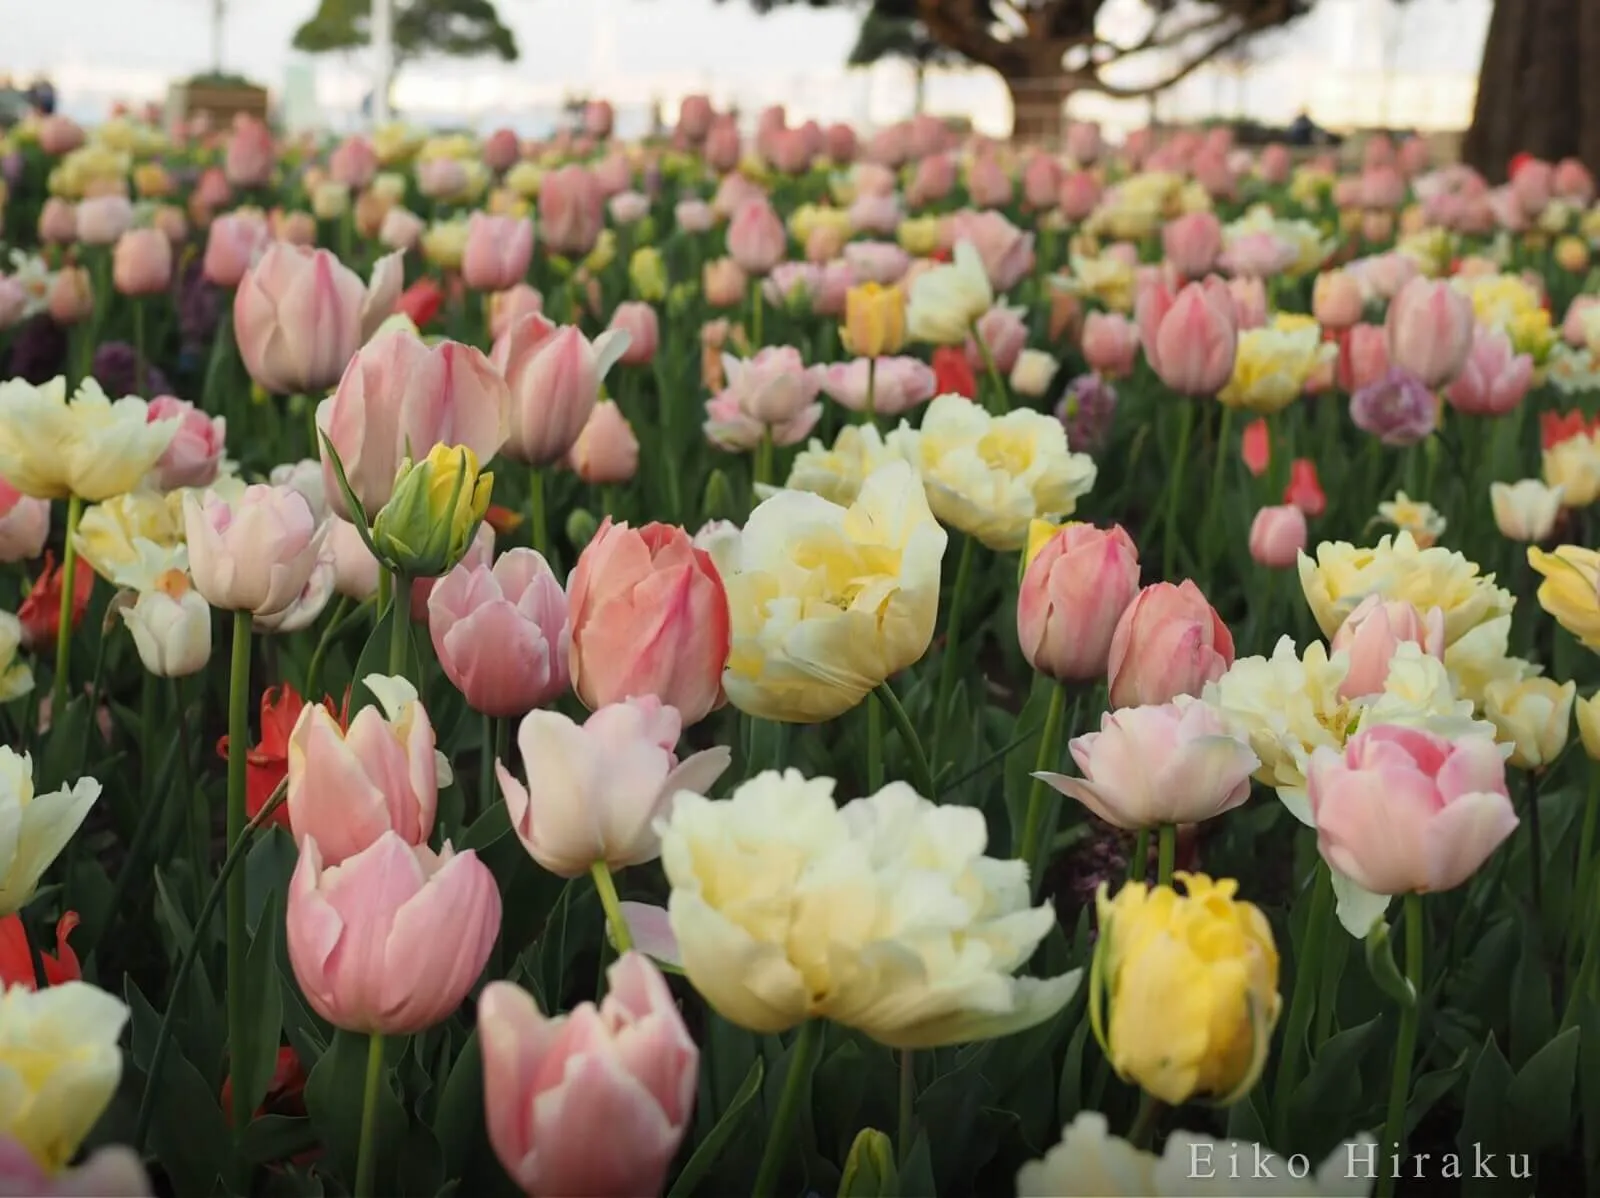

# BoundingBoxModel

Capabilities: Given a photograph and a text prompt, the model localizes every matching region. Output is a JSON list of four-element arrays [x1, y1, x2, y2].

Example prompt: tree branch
[[1067, 9, 1275, 98]]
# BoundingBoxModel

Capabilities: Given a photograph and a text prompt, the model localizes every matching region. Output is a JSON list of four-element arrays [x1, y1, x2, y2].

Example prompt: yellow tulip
[[311, 180, 351, 221], [905, 243, 993, 344], [421, 219, 470, 271], [891, 394, 1097, 552], [369, 171, 408, 205], [373, 122, 424, 165], [842, 282, 906, 358], [658, 768, 1080, 1045], [1375, 491, 1447, 548], [896, 215, 942, 257], [1576, 691, 1600, 760], [1484, 677, 1576, 770], [73, 489, 187, 586], [1217, 324, 1332, 414], [0, 981, 128, 1170], [370, 444, 493, 578], [782, 423, 902, 508], [0, 614, 31, 704], [787, 203, 851, 248], [1510, 308, 1557, 364], [629, 247, 667, 303], [1529, 545, 1600, 649], [0, 748, 101, 916], [1091, 873, 1280, 1106], [1543, 429, 1600, 507], [0, 378, 179, 502], [1557, 236, 1590, 273]]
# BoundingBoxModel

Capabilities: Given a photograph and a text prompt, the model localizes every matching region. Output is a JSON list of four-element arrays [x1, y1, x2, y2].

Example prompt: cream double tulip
[[892, 394, 1097, 551], [0, 748, 100, 915], [781, 423, 904, 507], [720, 460, 946, 723], [0, 378, 178, 502], [74, 489, 187, 586], [657, 770, 1080, 1047], [1490, 479, 1564, 542], [906, 241, 994, 344], [1484, 677, 1576, 770], [0, 614, 32, 703], [0, 981, 129, 1171]]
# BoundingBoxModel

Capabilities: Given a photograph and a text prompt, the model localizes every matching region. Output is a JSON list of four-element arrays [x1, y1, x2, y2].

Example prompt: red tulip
[[396, 278, 444, 329], [932, 345, 977, 399], [0, 912, 80, 989], [217, 685, 349, 828], [1284, 458, 1326, 517], [1241, 418, 1271, 477], [18, 551, 94, 652]]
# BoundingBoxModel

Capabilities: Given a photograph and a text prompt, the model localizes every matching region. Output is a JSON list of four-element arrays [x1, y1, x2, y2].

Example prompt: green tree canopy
[[293, 0, 519, 67]]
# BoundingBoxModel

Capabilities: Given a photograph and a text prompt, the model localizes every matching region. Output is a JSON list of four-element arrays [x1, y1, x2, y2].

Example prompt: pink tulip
[[498, 697, 729, 876], [967, 156, 1014, 208], [675, 199, 714, 234], [234, 243, 403, 395], [1564, 295, 1600, 347], [843, 241, 910, 285], [147, 396, 225, 490], [378, 207, 425, 253], [483, 127, 522, 174], [1385, 277, 1474, 388], [202, 211, 270, 288], [1398, 137, 1431, 177], [941, 209, 1035, 292], [491, 316, 630, 466], [704, 347, 824, 450], [224, 116, 274, 187], [1445, 326, 1535, 416], [37, 198, 77, 244], [0, 479, 48, 563], [76, 195, 133, 246], [1363, 134, 1397, 171], [329, 136, 378, 189], [1067, 122, 1103, 164], [1340, 323, 1391, 391], [461, 213, 535, 292], [1135, 278, 1238, 396], [847, 193, 901, 236], [1330, 597, 1445, 700], [417, 158, 469, 201], [1034, 701, 1258, 830], [539, 165, 605, 257], [567, 521, 730, 726], [965, 306, 1029, 374], [1554, 157, 1596, 205], [183, 484, 326, 617], [678, 95, 715, 142], [327, 519, 381, 600], [1081, 312, 1140, 378], [410, 523, 494, 622], [608, 191, 651, 226], [1308, 726, 1516, 895], [490, 284, 545, 342], [286, 832, 501, 1034], [318, 331, 509, 517], [428, 548, 569, 717], [1360, 166, 1406, 210], [1219, 231, 1297, 278], [826, 122, 858, 162], [908, 153, 957, 206], [1313, 271, 1364, 331], [704, 119, 742, 173], [1162, 212, 1223, 278], [585, 99, 616, 139], [609, 302, 660, 367], [1018, 523, 1141, 682], [819, 356, 936, 416], [1107, 581, 1235, 708], [726, 198, 787, 275], [1511, 159, 1554, 218], [1248, 504, 1308, 568], [0, 280, 22, 332], [1352, 252, 1421, 301], [1022, 153, 1063, 209], [0, 1139, 152, 1196], [36, 116, 85, 157], [1257, 143, 1292, 185], [763, 262, 823, 311], [194, 166, 232, 211], [1058, 172, 1101, 221], [569, 401, 640, 485], [479, 957, 697, 1198], [287, 675, 437, 865]]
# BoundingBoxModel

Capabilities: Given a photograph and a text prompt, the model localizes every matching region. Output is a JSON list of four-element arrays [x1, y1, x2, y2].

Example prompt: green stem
[[303, 594, 351, 703], [1375, 893, 1424, 1198], [1164, 402, 1196, 581], [354, 1031, 386, 1198], [750, 280, 764, 349], [591, 860, 633, 954], [754, 429, 774, 490], [1272, 861, 1334, 1146], [1129, 1092, 1162, 1150], [973, 322, 1008, 414], [1156, 823, 1176, 887], [1573, 768, 1600, 964], [752, 1020, 822, 1198], [174, 677, 207, 912], [225, 609, 252, 1134], [1017, 681, 1067, 891], [387, 572, 409, 679], [865, 356, 878, 429], [897, 1049, 917, 1168], [479, 710, 496, 818], [873, 679, 937, 800], [529, 466, 549, 559], [1314, 920, 1348, 1044], [1526, 770, 1544, 918], [1129, 829, 1149, 883], [932, 534, 976, 758], [1204, 406, 1233, 571], [133, 298, 147, 397], [51, 495, 84, 719], [866, 693, 884, 793]]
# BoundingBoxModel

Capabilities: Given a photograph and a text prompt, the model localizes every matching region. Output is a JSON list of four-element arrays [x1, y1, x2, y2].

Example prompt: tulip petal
[[1329, 868, 1391, 939], [1423, 791, 1519, 893]]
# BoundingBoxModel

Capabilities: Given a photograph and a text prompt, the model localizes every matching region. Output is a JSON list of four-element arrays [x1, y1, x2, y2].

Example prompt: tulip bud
[[702, 469, 738, 522], [842, 282, 906, 358], [1247, 504, 1308, 569], [1385, 277, 1474, 387], [1576, 691, 1600, 761], [370, 444, 494, 578], [112, 228, 174, 297], [838, 1129, 897, 1198], [119, 569, 212, 677], [565, 508, 600, 551], [1107, 581, 1235, 708]]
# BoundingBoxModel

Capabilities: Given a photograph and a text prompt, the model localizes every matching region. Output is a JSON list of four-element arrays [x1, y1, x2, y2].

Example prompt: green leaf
[[398, 1123, 447, 1198], [246, 826, 300, 934], [813, 1040, 867, 1159], [1364, 917, 1416, 1009], [1225, 1090, 1269, 1143], [1506, 1025, 1580, 1154], [347, 596, 420, 716], [897, 1133, 937, 1198], [1056, 1015, 1091, 1125], [305, 1029, 409, 1188], [1458, 1035, 1514, 1198], [1508, 912, 1554, 1070], [236, 888, 286, 1119], [432, 1029, 484, 1178], [1289, 1016, 1382, 1144], [460, 800, 512, 852], [146, 1039, 229, 1198], [243, 1115, 320, 1167], [1582, 998, 1600, 1169], [1004, 673, 1056, 856], [124, 976, 162, 1074], [666, 1055, 763, 1198], [1406, 1047, 1470, 1138]]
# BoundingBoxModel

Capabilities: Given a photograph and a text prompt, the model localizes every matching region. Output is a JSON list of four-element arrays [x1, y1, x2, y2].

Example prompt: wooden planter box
[[166, 81, 270, 133]]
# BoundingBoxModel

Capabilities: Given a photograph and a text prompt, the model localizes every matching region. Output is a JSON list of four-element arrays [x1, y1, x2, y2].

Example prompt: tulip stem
[[591, 860, 633, 956], [387, 572, 409, 679], [528, 467, 549, 562], [1129, 829, 1149, 883], [354, 1031, 386, 1198], [750, 281, 764, 349], [50, 495, 84, 721], [1017, 681, 1068, 893], [1272, 860, 1334, 1147], [133, 297, 147, 397], [1129, 1092, 1162, 1149], [972, 322, 1007, 414], [1375, 893, 1424, 1198], [225, 609, 252, 1136], [753, 1020, 822, 1198], [865, 356, 878, 428], [866, 693, 884, 793], [754, 430, 774, 489], [1525, 770, 1545, 918], [1571, 767, 1600, 964], [932, 534, 976, 759], [1163, 402, 1196, 582], [897, 1049, 917, 1168], [303, 594, 351, 703], [1155, 823, 1176, 888], [173, 676, 208, 911], [479, 710, 496, 817], [873, 680, 937, 801]]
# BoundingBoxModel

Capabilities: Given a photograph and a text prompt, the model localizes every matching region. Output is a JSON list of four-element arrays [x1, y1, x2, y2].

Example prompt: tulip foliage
[[3, 102, 1600, 1198]]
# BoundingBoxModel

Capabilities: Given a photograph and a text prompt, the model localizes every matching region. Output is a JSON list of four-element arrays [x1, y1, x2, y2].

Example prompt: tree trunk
[[1005, 70, 1070, 146], [1462, 0, 1595, 181], [914, 63, 927, 115]]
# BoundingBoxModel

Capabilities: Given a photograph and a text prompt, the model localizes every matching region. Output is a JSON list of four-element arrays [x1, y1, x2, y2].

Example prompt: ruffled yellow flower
[[0, 614, 32, 704], [1054, 252, 1136, 312], [1226, 207, 1334, 276], [1484, 677, 1575, 770], [1289, 166, 1336, 209], [47, 145, 130, 198], [1298, 532, 1513, 647], [906, 243, 993, 344], [1217, 323, 1333, 413], [782, 424, 902, 508], [1510, 308, 1557, 364], [0, 378, 178, 502], [658, 769, 1080, 1046], [1374, 491, 1447, 548], [420, 219, 470, 270], [1454, 272, 1542, 331], [1395, 227, 1455, 277], [1091, 873, 1280, 1106], [1528, 545, 1600, 649], [1542, 428, 1600, 507], [1442, 615, 1541, 713], [721, 460, 946, 722], [0, 748, 101, 916], [891, 394, 1097, 551], [373, 122, 425, 165], [74, 489, 187, 586], [1085, 172, 1182, 240], [583, 229, 618, 275], [896, 215, 942, 256], [505, 161, 542, 199], [787, 203, 852, 248]]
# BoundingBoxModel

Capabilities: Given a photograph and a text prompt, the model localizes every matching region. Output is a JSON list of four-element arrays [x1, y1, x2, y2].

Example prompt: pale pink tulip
[[1385, 277, 1474, 388], [1162, 212, 1222, 278], [460, 213, 535, 292], [1248, 504, 1308, 568], [819, 357, 936, 416], [1022, 153, 1063, 209], [147, 396, 225, 490], [1135, 278, 1238, 395], [727, 198, 787, 275], [1340, 323, 1391, 391], [203, 211, 270, 288], [942, 209, 1035, 292], [491, 316, 630, 466], [1445, 326, 1535, 416], [843, 241, 910, 285], [965, 306, 1029, 374], [1107, 581, 1235, 708], [37, 198, 77, 244], [329, 136, 379, 189], [490, 284, 545, 342], [1330, 597, 1446, 699], [326, 519, 381, 600], [569, 401, 640, 485], [539, 166, 605, 257], [76, 195, 133, 246], [1058, 172, 1101, 221], [1081, 312, 1140, 378], [183, 484, 326, 617], [224, 116, 274, 187], [609, 302, 660, 366], [1018, 523, 1141, 682], [0, 480, 49, 563], [0, 1139, 152, 1197]]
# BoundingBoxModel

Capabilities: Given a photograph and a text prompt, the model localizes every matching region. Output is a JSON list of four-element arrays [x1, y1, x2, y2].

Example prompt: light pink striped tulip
[[1384, 277, 1474, 388], [461, 213, 535, 292], [1018, 523, 1140, 682], [1330, 597, 1445, 699], [1135, 279, 1237, 396]]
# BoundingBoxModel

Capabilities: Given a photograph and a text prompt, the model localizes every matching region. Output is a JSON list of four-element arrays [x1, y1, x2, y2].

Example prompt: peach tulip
[[1308, 726, 1516, 895], [1340, 323, 1391, 392], [234, 243, 403, 395], [539, 165, 605, 257], [461, 213, 535, 292], [378, 207, 425, 253], [37, 198, 77, 245], [1330, 596, 1445, 700], [1034, 700, 1258, 830], [1018, 523, 1141, 682], [202, 211, 270, 288], [1107, 581, 1235, 709], [147, 396, 225, 491], [1385, 277, 1474, 388], [1081, 312, 1140, 378], [1135, 279, 1237, 396], [1312, 271, 1364, 330], [490, 315, 630, 467], [317, 330, 509, 517], [479, 957, 697, 1198], [286, 832, 500, 1034], [569, 401, 640, 486], [1162, 212, 1222, 278], [566, 521, 730, 726], [1247, 504, 1308, 569], [608, 302, 660, 367]]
